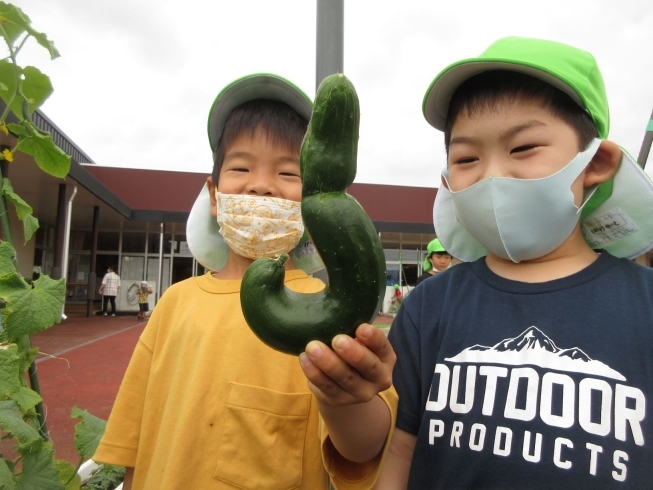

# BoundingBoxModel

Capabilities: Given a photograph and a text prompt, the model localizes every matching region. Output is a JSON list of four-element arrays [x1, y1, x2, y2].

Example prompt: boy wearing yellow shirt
[[94, 74, 397, 489]]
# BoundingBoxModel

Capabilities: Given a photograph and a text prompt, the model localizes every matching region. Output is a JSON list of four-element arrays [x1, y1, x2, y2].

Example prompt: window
[[70, 231, 92, 251], [98, 232, 120, 251], [148, 233, 172, 254], [121, 256, 145, 281], [122, 232, 146, 253]]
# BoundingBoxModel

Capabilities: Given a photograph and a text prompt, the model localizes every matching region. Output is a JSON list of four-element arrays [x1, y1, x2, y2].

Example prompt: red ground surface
[[0, 311, 394, 465], [0, 314, 145, 465]]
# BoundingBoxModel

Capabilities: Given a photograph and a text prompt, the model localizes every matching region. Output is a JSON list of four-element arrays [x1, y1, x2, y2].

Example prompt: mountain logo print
[[445, 326, 625, 381]]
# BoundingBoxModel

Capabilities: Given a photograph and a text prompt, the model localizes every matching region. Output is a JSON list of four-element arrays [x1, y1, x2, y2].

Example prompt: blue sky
[[10, 0, 653, 187]]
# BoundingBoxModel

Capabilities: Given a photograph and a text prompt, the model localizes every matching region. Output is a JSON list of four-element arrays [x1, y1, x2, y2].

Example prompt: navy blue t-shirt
[[389, 252, 653, 489]]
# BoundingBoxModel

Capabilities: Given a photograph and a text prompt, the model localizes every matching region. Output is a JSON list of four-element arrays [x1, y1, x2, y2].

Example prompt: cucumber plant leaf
[[15, 335, 38, 376], [0, 343, 20, 397], [15, 130, 71, 179], [1, 178, 39, 243], [0, 457, 17, 490], [0, 59, 22, 120], [0, 240, 16, 275], [71, 406, 107, 459], [0, 400, 40, 447], [12, 386, 42, 412], [0, 272, 64, 342], [0, 2, 27, 46], [15, 444, 64, 490], [53, 459, 80, 490], [0, 2, 59, 59], [6, 122, 27, 136], [21, 66, 53, 114]]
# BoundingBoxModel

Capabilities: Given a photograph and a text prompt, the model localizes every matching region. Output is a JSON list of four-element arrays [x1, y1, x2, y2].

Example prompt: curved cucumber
[[240, 74, 386, 355]]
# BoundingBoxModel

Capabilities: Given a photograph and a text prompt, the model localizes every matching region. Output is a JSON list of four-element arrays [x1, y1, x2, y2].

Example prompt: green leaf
[[0, 3, 59, 59], [15, 444, 63, 490], [71, 407, 106, 460], [53, 459, 80, 490], [0, 59, 21, 120], [21, 215, 38, 244], [84, 464, 125, 490], [0, 2, 27, 45], [11, 387, 41, 413], [20, 66, 52, 115], [0, 344, 20, 397], [0, 457, 17, 490], [0, 272, 65, 342], [1, 179, 39, 244], [1, 179, 32, 220], [14, 132, 70, 179], [0, 400, 40, 446], [5, 123, 26, 136], [0, 241, 16, 275], [16, 346, 38, 377], [24, 31, 59, 61]]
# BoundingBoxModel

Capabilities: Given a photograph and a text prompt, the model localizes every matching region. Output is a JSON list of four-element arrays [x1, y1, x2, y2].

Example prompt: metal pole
[[52, 184, 66, 279], [157, 222, 164, 302], [637, 109, 653, 169], [61, 185, 77, 317], [316, 0, 344, 91], [87, 206, 99, 317]]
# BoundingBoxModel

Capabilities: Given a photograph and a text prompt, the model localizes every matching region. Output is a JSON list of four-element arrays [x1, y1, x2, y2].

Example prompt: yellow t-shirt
[[94, 269, 397, 489]]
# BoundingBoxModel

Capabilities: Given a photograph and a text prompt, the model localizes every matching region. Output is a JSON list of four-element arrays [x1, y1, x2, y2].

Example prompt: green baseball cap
[[423, 37, 609, 138], [423, 238, 448, 271], [428, 37, 653, 261], [207, 73, 313, 155]]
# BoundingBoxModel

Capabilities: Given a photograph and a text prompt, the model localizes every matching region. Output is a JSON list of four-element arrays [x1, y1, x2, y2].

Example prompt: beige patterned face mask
[[215, 192, 305, 260]]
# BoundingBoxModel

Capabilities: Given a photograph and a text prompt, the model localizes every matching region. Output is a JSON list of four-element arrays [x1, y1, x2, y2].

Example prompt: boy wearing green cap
[[94, 74, 397, 490], [415, 238, 452, 286], [377, 38, 653, 489]]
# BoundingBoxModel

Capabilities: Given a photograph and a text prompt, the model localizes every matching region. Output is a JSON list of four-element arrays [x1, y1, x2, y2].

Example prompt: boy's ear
[[207, 176, 218, 218], [583, 140, 622, 188]]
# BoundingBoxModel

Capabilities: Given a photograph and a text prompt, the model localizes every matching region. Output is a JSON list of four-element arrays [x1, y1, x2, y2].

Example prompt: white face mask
[[441, 138, 602, 263], [215, 192, 305, 260]]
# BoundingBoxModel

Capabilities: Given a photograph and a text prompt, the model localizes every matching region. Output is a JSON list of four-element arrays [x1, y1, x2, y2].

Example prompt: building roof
[[84, 166, 205, 213], [84, 165, 438, 233], [5, 105, 438, 234]]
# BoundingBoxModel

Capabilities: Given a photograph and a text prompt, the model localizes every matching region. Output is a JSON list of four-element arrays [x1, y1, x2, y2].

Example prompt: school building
[[2, 108, 440, 315]]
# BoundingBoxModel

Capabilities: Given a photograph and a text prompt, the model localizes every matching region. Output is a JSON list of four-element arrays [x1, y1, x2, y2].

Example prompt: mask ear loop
[[572, 139, 604, 215]]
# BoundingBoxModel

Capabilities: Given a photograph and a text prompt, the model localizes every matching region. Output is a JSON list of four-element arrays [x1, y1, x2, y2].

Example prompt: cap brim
[[423, 60, 584, 131], [434, 149, 653, 261], [208, 73, 313, 152]]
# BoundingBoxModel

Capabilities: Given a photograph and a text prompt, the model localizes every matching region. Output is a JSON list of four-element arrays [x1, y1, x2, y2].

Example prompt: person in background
[[389, 283, 403, 314], [136, 281, 152, 321], [99, 265, 120, 317], [415, 238, 452, 286]]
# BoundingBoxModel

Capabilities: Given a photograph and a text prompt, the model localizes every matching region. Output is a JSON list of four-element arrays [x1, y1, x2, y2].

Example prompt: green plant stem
[[13, 33, 30, 58], [28, 358, 49, 440], [0, 23, 19, 124], [0, 181, 13, 245], [65, 455, 84, 486], [0, 171, 18, 273]]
